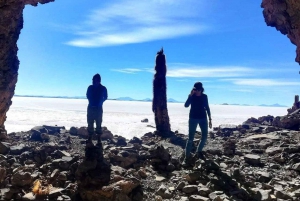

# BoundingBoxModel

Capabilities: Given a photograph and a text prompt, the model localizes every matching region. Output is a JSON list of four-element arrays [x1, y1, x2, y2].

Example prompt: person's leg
[[196, 118, 208, 153], [95, 107, 103, 144], [87, 107, 95, 145], [184, 118, 198, 161]]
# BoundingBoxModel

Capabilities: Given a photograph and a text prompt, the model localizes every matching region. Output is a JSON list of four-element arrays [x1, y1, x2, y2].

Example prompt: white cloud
[[167, 66, 253, 78], [232, 89, 253, 93], [66, 0, 210, 47], [111, 68, 143, 74], [227, 79, 300, 86], [111, 64, 256, 78], [175, 79, 190, 82]]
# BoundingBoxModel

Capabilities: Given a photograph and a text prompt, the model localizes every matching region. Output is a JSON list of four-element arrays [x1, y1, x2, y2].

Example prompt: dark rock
[[189, 195, 210, 201], [128, 137, 142, 144], [244, 154, 261, 165], [11, 170, 32, 187], [141, 118, 148, 123], [0, 142, 10, 154], [43, 125, 65, 134], [116, 136, 127, 146], [69, 127, 78, 135], [31, 126, 48, 133], [182, 185, 198, 193], [156, 184, 173, 199], [10, 143, 26, 155]]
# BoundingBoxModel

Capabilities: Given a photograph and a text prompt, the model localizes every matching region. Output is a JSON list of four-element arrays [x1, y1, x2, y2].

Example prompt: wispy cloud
[[231, 89, 253, 93], [167, 66, 253, 78], [175, 79, 190, 82], [111, 68, 143, 74], [226, 79, 300, 86], [66, 0, 210, 47], [111, 64, 257, 78]]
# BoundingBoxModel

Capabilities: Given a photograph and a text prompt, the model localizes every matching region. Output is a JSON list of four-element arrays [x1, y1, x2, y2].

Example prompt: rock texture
[[262, 0, 300, 64], [0, 0, 55, 138], [288, 95, 300, 114], [0, 115, 299, 200], [152, 48, 171, 136]]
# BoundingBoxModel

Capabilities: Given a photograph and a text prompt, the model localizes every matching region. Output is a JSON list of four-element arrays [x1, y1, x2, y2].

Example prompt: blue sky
[[16, 0, 299, 106]]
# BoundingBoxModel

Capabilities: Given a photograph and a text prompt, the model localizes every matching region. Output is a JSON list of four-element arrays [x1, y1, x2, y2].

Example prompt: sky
[[16, 0, 300, 106]]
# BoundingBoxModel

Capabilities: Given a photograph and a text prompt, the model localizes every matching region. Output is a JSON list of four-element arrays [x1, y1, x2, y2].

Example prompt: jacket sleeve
[[86, 86, 91, 100], [204, 95, 211, 119], [103, 87, 108, 102], [184, 95, 192, 108]]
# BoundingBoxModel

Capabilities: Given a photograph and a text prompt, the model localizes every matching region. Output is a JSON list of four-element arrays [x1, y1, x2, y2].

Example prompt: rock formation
[[288, 95, 300, 114], [152, 48, 171, 136], [261, 0, 300, 65], [0, 0, 55, 139]]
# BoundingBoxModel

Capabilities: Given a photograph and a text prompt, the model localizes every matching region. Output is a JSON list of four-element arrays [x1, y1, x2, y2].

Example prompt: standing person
[[86, 73, 108, 147], [183, 82, 212, 165]]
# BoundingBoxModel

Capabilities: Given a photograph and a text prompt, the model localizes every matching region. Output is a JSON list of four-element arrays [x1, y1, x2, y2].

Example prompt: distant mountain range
[[14, 95, 288, 107], [258, 103, 288, 107], [113, 97, 181, 103], [14, 95, 86, 99], [15, 95, 182, 103], [221, 102, 287, 107]]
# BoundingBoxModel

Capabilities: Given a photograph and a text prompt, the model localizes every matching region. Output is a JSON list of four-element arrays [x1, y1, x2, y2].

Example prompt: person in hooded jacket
[[86, 73, 108, 147]]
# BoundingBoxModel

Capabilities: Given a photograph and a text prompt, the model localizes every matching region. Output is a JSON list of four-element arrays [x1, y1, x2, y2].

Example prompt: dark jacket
[[184, 94, 211, 119], [86, 84, 108, 107]]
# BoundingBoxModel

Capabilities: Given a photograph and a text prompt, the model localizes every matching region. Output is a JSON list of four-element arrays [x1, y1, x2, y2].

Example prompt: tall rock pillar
[[0, 0, 55, 139], [152, 48, 171, 136]]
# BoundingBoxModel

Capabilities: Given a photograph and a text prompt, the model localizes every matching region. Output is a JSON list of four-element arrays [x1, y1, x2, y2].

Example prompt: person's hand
[[209, 119, 212, 129], [190, 88, 195, 96]]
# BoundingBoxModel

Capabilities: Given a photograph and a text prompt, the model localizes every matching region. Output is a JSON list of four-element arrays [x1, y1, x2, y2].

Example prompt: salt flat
[[5, 97, 288, 139]]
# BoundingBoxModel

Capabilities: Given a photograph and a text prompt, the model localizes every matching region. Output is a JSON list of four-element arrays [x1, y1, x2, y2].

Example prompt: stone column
[[295, 95, 299, 105], [0, 0, 55, 139], [152, 48, 171, 136]]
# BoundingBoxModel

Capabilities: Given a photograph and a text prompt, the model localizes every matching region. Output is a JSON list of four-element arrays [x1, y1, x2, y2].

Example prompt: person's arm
[[204, 95, 211, 120], [86, 86, 91, 100], [204, 95, 212, 128], [103, 87, 108, 102], [185, 88, 195, 107], [184, 95, 192, 107]]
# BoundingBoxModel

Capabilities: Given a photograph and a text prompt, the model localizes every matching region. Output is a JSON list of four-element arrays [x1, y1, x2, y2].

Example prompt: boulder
[[189, 195, 210, 201], [69, 127, 78, 135], [0, 142, 10, 154], [244, 154, 261, 165], [141, 118, 148, 123], [77, 127, 89, 139], [156, 184, 173, 199], [31, 126, 47, 133], [80, 178, 140, 201], [11, 170, 32, 187], [272, 109, 300, 130], [182, 185, 198, 193], [10, 144, 26, 155]]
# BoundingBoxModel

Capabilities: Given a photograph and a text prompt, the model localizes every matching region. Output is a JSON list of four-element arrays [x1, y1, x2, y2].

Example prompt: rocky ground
[[0, 109, 299, 201]]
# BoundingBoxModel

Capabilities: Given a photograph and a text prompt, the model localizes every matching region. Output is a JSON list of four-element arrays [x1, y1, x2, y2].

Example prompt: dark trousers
[[87, 106, 103, 135], [185, 118, 208, 159]]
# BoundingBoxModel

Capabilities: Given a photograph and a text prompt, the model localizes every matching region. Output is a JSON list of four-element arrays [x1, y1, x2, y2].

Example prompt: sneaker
[[181, 159, 189, 167]]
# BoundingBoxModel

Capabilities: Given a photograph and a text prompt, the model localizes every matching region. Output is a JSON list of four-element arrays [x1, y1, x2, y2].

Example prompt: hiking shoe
[[181, 159, 189, 168]]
